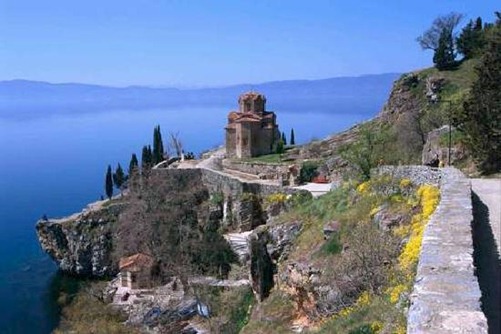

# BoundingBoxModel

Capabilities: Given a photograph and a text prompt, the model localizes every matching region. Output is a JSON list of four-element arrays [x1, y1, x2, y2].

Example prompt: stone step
[[224, 231, 252, 261]]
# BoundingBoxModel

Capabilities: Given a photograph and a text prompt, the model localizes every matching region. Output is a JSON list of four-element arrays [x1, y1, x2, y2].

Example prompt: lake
[[0, 103, 373, 333]]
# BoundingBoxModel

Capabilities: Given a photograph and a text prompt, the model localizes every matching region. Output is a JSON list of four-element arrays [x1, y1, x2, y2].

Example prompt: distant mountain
[[0, 74, 401, 117]]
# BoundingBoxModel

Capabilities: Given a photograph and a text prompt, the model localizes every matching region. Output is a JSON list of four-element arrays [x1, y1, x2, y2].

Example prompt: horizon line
[[0, 71, 403, 90]]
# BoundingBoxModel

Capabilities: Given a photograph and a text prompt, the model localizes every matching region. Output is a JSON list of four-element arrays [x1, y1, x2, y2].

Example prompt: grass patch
[[319, 233, 342, 255], [316, 295, 405, 334], [205, 285, 256, 333], [241, 153, 286, 164], [54, 282, 139, 334], [241, 290, 295, 334]]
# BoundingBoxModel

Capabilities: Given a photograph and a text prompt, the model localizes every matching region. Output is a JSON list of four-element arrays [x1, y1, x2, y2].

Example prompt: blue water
[[0, 104, 370, 333]]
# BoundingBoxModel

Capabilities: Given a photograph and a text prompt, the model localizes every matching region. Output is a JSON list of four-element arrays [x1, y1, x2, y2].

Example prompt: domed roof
[[228, 111, 238, 120], [238, 91, 266, 103]]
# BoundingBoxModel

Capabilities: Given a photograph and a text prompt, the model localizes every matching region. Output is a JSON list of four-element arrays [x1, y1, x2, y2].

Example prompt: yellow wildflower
[[399, 178, 412, 188], [357, 181, 371, 194]]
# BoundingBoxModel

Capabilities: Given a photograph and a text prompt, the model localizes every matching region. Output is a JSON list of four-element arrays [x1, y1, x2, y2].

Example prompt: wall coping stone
[[408, 167, 487, 333]]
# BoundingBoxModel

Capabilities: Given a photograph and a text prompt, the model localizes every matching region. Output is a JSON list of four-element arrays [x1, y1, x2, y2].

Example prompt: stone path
[[471, 179, 501, 257], [224, 231, 252, 261], [293, 182, 333, 197], [471, 178, 501, 334]]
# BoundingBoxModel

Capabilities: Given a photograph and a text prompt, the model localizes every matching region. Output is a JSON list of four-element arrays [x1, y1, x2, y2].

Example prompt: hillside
[[288, 59, 480, 178]]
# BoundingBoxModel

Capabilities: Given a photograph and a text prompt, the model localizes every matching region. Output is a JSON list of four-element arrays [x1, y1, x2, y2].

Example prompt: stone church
[[225, 92, 280, 158]]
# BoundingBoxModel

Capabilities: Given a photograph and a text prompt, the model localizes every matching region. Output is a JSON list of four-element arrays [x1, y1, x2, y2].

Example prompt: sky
[[0, 0, 498, 87]]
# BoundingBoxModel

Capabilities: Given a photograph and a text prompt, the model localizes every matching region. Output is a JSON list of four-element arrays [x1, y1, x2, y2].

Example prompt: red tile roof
[[119, 253, 154, 271]]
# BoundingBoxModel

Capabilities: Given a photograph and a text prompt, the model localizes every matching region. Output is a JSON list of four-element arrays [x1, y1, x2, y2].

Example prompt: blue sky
[[0, 1, 497, 87]]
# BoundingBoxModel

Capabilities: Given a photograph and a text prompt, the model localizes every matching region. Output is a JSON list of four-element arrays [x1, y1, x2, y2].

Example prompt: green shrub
[[299, 161, 319, 183], [320, 233, 342, 255]]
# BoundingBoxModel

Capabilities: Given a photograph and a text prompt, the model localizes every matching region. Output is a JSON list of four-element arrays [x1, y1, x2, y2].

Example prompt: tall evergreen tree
[[433, 28, 456, 70], [129, 153, 139, 175], [457, 17, 485, 59], [457, 13, 501, 173], [105, 165, 113, 199], [290, 128, 295, 145], [153, 125, 165, 164], [113, 163, 125, 194], [141, 145, 153, 171], [281, 131, 287, 146], [128, 153, 140, 192]]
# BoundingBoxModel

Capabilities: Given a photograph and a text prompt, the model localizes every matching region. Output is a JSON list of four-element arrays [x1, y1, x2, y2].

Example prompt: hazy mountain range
[[0, 73, 401, 118]]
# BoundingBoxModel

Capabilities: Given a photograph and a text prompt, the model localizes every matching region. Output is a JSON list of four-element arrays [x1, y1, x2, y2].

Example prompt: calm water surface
[[0, 105, 370, 333]]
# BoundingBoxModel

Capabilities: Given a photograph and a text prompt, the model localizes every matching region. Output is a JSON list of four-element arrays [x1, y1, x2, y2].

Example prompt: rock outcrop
[[37, 167, 308, 278], [36, 201, 124, 277], [422, 125, 467, 166]]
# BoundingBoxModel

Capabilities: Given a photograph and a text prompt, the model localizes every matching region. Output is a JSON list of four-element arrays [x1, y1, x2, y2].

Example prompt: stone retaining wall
[[376, 166, 487, 333], [372, 165, 442, 186], [154, 167, 306, 232], [222, 159, 288, 178]]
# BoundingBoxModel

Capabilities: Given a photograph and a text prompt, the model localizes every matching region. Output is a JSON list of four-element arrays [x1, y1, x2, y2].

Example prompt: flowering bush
[[399, 185, 440, 270], [357, 181, 371, 194]]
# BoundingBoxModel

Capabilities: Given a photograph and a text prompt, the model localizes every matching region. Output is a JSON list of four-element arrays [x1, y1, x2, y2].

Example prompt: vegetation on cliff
[[114, 171, 237, 282], [242, 176, 439, 333]]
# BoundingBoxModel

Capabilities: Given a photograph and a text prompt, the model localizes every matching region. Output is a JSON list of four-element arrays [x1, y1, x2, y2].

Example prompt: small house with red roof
[[119, 253, 154, 289]]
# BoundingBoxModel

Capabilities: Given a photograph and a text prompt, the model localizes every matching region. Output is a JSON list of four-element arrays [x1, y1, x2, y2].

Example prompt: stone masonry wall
[[376, 166, 487, 333], [155, 168, 304, 232], [372, 165, 442, 186], [222, 159, 288, 178], [408, 168, 487, 333]]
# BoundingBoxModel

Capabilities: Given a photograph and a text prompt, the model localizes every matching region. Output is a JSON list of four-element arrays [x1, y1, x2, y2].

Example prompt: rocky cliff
[[36, 167, 307, 278], [36, 201, 124, 277]]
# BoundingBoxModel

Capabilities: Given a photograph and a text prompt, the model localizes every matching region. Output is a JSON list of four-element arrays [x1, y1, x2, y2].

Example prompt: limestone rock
[[422, 125, 466, 166], [371, 204, 407, 231], [36, 202, 124, 277], [323, 221, 340, 239], [425, 75, 445, 103], [253, 221, 302, 262], [249, 236, 274, 302]]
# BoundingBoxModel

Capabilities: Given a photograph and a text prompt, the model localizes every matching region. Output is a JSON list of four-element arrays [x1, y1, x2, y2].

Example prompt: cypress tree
[[105, 165, 113, 199], [153, 125, 165, 164], [433, 28, 456, 70], [290, 128, 295, 145], [281, 131, 287, 146], [113, 163, 125, 194], [129, 153, 139, 175], [141, 145, 153, 171]]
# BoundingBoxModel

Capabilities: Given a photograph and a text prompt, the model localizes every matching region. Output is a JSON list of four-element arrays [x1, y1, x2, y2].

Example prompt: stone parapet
[[222, 159, 288, 179], [408, 168, 487, 333]]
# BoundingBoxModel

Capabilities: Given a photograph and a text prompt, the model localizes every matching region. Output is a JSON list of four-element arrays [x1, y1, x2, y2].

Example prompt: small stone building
[[225, 92, 280, 159], [119, 253, 154, 289]]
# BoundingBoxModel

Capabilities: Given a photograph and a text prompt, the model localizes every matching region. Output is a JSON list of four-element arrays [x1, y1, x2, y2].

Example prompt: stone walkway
[[293, 182, 333, 197], [471, 179, 501, 257], [471, 178, 501, 334]]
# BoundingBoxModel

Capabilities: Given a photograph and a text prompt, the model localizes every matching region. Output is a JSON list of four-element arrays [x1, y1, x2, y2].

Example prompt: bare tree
[[417, 12, 463, 51], [169, 132, 185, 161], [113, 170, 236, 285]]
